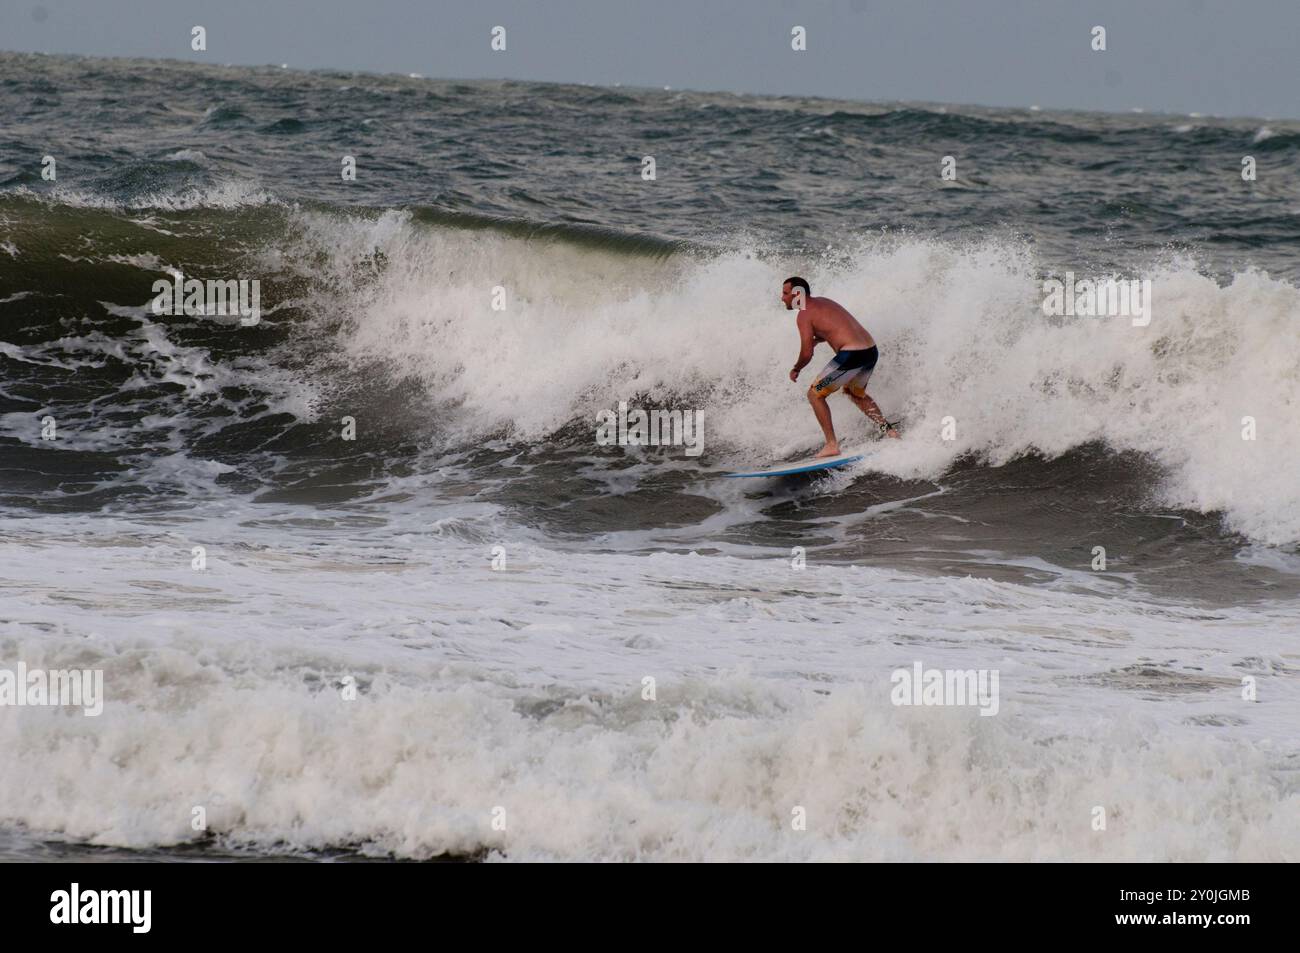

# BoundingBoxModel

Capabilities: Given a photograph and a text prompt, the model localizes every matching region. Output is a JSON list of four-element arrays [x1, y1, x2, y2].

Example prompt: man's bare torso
[[801, 296, 874, 352]]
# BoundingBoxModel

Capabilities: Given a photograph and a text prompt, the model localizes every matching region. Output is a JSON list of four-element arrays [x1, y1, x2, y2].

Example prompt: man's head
[[781, 276, 810, 311]]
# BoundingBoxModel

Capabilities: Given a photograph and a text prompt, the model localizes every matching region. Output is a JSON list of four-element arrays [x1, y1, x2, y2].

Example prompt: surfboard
[[724, 450, 864, 479]]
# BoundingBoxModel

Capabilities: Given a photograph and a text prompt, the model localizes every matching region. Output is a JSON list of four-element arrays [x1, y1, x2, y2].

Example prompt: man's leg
[[807, 386, 841, 457], [847, 389, 900, 438]]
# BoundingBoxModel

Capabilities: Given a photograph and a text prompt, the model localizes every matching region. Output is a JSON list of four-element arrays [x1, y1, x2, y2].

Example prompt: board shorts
[[812, 346, 878, 398]]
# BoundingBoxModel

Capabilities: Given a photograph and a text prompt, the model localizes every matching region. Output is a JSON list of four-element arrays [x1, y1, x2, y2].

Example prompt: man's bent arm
[[791, 314, 816, 377]]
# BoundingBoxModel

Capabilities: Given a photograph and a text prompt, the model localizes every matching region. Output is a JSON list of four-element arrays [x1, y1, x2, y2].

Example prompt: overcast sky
[[5, 0, 1299, 119]]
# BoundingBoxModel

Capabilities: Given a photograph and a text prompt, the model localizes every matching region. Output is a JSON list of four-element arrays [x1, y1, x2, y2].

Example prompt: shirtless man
[[783, 276, 900, 457]]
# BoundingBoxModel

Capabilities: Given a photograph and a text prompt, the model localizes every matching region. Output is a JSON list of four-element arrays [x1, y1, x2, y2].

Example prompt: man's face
[[781, 282, 796, 310]]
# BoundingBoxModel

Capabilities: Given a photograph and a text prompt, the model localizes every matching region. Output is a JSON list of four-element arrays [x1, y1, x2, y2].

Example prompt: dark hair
[[783, 276, 810, 295]]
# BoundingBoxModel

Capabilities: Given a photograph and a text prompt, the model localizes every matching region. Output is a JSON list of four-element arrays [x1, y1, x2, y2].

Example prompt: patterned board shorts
[[812, 346, 879, 398]]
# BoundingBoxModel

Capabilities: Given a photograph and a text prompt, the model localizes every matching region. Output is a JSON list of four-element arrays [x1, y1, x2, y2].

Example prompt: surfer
[[783, 276, 900, 457]]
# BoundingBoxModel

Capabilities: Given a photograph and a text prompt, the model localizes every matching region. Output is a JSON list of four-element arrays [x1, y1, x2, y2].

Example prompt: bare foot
[[813, 442, 841, 458], [884, 427, 901, 439]]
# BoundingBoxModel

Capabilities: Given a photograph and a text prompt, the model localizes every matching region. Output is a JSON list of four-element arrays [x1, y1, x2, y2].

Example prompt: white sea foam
[[6, 180, 276, 211], [0, 514, 1296, 861], [162, 149, 208, 163], [286, 211, 1300, 545]]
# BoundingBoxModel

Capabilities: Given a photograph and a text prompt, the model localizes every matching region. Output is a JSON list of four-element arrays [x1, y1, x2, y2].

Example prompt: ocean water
[[1, 52, 1298, 861]]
